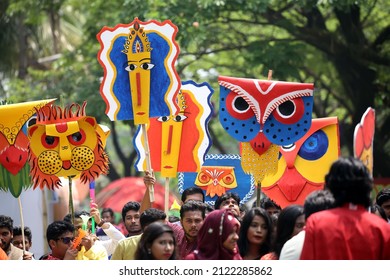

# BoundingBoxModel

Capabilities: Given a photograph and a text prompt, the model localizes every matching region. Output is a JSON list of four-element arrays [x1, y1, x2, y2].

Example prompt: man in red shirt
[[169, 200, 206, 259], [300, 157, 390, 260]]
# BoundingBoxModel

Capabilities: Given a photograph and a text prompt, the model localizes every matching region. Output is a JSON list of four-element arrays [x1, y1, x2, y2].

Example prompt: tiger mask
[[28, 102, 109, 190]]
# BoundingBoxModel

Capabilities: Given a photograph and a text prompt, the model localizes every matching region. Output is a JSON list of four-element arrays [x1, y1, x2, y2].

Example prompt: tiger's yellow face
[[28, 104, 109, 190]]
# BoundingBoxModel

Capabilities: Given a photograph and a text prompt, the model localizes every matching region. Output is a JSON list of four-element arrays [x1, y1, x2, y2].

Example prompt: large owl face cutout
[[219, 76, 314, 147], [261, 117, 340, 208], [28, 102, 109, 190]]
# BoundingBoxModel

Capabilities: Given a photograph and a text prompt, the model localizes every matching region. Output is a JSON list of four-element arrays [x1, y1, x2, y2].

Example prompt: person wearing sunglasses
[[63, 209, 109, 260], [44, 221, 78, 260]]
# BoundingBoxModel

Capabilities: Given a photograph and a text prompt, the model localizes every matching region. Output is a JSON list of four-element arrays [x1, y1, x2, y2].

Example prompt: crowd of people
[[1, 156, 390, 260]]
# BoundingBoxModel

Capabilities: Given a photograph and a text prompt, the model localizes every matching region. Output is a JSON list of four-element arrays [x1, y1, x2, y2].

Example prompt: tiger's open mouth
[[62, 160, 72, 170]]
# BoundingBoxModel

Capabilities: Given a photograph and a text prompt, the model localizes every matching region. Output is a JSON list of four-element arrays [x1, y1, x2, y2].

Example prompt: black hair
[[101, 208, 115, 217], [376, 188, 390, 207], [370, 204, 388, 221], [180, 200, 206, 219], [0, 215, 13, 233], [304, 190, 335, 219], [181, 187, 205, 203], [12, 226, 32, 243], [121, 201, 141, 222], [325, 156, 373, 208], [238, 207, 273, 259], [139, 208, 166, 229], [214, 192, 240, 210], [272, 204, 304, 258], [168, 216, 180, 223], [63, 210, 90, 224], [46, 221, 74, 249], [259, 196, 281, 210], [134, 222, 176, 260]]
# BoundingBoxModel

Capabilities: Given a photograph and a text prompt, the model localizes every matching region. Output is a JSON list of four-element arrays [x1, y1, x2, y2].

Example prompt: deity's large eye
[[173, 115, 187, 122], [41, 133, 59, 149], [140, 63, 154, 70], [157, 116, 170, 122], [125, 64, 137, 72], [68, 130, 86, 145]]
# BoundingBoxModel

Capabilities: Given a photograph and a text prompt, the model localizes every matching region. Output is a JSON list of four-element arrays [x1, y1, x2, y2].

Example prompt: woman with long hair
[[134, 222, 177, 260], [261, 204, 305, 260], [238, 207, 273, 260]]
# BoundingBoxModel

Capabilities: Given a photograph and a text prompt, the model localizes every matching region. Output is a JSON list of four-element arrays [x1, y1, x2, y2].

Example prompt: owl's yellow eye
[[198, 172, 210, 184], [222, 174, 235, 185]]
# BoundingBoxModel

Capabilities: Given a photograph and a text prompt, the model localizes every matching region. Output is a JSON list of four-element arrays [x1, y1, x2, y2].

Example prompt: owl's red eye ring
[[226, 91, 254, 120], [198, 172, 210, 184], [272, 98, 304, 125], [222, 174, 235, 185]]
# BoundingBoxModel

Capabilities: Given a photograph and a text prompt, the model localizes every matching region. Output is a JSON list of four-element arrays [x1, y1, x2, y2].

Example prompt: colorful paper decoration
[[218, 75, 315, 188], [134, 80, 213, 177], [27, 102, 110, 190], [354, 107, 375, 175], [178, 154, 255, 206], [97, 18, 181, 124], [0, 99, 55, 197], [218, 76, 314, 146], [240, 141, 280, 184], [195, 166, 237, 198], [261, 117, 340, 208]]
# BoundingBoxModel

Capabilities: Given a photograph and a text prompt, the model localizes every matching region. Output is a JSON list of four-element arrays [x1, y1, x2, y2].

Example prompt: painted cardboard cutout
[[261, 117, 340, 208], [218, 76, 314, 146], [354, 107, 375, 175], [0, 99, 55, 197], [28, 102, 109, 190], [97, 18, 180, 124], [178, 154, 255, 206], [134, 81, 213, 177]]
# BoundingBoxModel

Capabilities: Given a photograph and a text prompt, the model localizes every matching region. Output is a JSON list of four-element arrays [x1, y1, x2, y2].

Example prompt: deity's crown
[[122, 19, 152, 54]]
